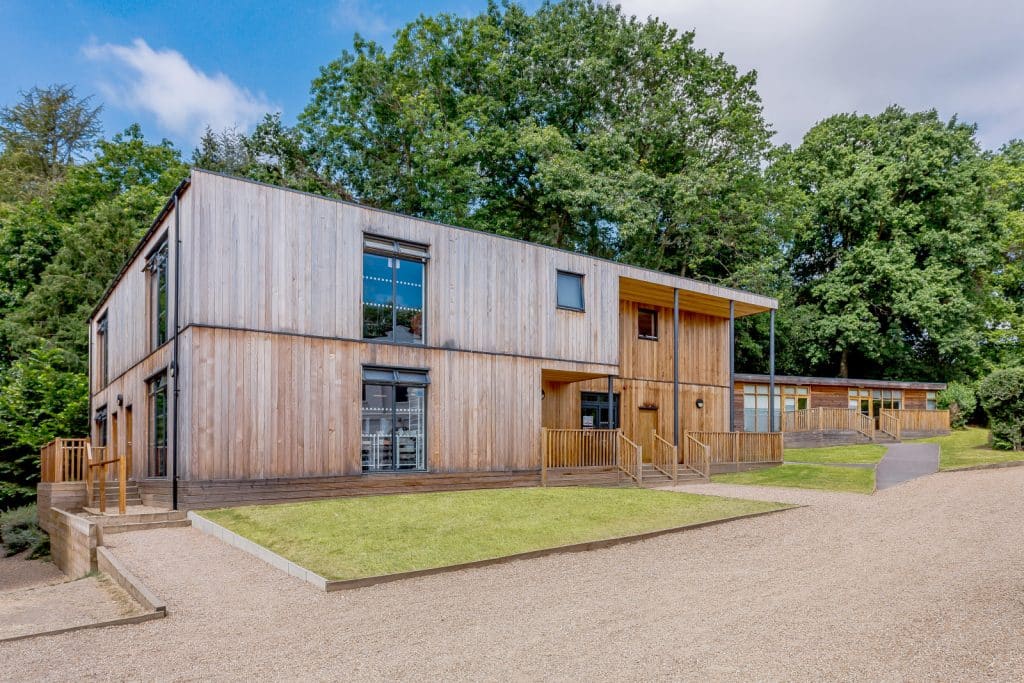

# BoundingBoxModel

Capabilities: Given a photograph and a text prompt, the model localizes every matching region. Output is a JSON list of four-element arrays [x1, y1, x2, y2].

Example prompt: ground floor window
[[148, 372, 168, 477], [849, 388, 902, 416], [581, 391, 619, 429], [361, 367, 428, 472], [743, 385, 807, 432], [926, 391, 937, 410], [94, 406, 108, 447]]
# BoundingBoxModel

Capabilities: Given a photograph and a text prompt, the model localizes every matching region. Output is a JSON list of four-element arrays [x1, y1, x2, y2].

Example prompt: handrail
[[84, 444, 127, 515], [651, 432, 678, 482], [682, 432, 711, 479], [617, 432, 642, 485], [879, 410, 901, 441]]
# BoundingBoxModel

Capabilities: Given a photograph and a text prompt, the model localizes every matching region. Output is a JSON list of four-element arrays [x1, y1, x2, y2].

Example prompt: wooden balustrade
[[617, 432, 642, 485], [682, 433, 710, 479], [879, 410, 902, 441], [41, 438, 127, 515], [39, 438, 90, 483], [651, 432, 677, 481], [685, 431, 784, 471], [780, 408, 874, 438], [896, 409, 950, 433]]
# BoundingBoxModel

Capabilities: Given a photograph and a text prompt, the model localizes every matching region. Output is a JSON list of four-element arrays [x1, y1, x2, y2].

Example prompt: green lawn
[[712, 464, 875, 494], [200, 487, 789, 581], [784, 443, 887, 465], [914, 428, 1024, 470]]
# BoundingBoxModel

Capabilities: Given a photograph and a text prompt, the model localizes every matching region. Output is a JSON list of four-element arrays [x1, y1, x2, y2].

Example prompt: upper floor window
[[96, 313, 109, 386], [362, 236, 427, 344], [638, 308, 658, 340], [926, 391, 938, 410], [145, 238, 169, 349], [556, 271, 584, 311]]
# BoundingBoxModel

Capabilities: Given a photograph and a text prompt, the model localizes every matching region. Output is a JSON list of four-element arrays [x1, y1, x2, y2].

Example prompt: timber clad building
[[75, 170, 781, 508], [39, 170, 948, 512]]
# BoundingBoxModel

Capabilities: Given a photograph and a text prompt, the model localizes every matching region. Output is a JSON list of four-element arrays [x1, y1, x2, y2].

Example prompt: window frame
[[361, 234, 428, 345], [146, 370, 169, 479], [144, 236, 169, 350], [580, 391, 620, 429], [94, 405, 108, 448], [637, 307, 658, 341], [926, 391, 938, 411], [555, 270, 585, 312], [96, 312, 109, 387], [360, 365, 430, 473]]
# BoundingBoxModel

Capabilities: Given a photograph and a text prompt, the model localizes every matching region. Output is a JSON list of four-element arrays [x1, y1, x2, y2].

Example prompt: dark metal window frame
[[361, 365, 430, 473], [638, 307, 658, 340], [144, 235, 169, 350], [556, 270, 585, 312], [147, 370, 169, 478], [96, 312, 109, 387], [361, 234, 428, 346], [580, 391, 620, 429], [94, 405, 108, 447]]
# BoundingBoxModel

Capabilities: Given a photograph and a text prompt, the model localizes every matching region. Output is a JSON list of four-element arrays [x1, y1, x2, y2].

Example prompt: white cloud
[[332, 0, 391, 37], [83, 38, 274, 142], [616, 0, 1024, 150]]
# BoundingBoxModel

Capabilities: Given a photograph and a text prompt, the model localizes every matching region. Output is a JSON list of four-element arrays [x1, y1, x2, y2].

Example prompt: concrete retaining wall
[[48, 508, 98, 578], [37, 482, 87, 533]]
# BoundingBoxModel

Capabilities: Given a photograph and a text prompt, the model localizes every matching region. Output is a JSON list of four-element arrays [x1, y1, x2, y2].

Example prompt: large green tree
[[988, 140, 1024, 366], [301, 0, 777, 281], [773, 107, 1004, 380]]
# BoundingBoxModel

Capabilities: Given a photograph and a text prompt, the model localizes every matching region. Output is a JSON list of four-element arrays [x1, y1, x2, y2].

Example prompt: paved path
[[875, 442, 940, 490], [5, 468, 1024, 681]]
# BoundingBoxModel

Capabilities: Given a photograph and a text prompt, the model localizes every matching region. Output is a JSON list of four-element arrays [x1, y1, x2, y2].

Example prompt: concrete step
[[100, 519, 192, 535]]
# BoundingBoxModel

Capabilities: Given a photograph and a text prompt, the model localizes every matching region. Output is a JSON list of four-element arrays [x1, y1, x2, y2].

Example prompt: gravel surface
[[0, 572, 141, 640], [0, 552, 64, 592], [3, 468, 1024, 681]]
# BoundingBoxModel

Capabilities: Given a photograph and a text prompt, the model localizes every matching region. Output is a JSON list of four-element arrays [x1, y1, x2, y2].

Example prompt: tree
[[0, 84, 102, 197], [300, 0, 777, 280], [774, 107, 1004, 380], [988, 140, 1024, 367], [977, 367, 1024, 451]]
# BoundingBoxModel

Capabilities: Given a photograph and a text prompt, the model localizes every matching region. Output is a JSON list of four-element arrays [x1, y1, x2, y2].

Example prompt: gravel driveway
[[3, 468, 1024, 681]]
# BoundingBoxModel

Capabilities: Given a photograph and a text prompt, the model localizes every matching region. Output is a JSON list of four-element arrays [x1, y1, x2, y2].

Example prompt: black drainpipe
[[171, 192, 181, 510]]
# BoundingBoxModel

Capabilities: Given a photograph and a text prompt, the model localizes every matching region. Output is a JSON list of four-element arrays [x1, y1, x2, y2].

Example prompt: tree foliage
[[976, 367, 1024, 451]]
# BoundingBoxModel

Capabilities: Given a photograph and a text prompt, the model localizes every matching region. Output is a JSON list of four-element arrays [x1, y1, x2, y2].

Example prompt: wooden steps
[[89, 480, 143, 507]]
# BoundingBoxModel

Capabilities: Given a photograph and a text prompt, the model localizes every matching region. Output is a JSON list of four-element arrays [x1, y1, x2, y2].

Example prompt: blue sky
[[2, 0, 1021, 153]]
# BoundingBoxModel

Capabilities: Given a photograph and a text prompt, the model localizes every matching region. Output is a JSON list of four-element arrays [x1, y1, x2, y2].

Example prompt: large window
[[94, 406, 108, 447], [556, 271, 585, 311], [743, 385, 807, 432], [145, 238, 169, 349], [148, 372, 168, 478], [361, 367, 428, 472], [638, 308, 658, 340], [96, 313, 109, 387], [581, 392, 619, 429], [362, 236, 427, 344]]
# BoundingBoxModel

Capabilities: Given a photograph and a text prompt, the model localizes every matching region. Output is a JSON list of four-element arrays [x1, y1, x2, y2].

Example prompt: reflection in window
[[148, 373, 168, 478], [362, 237, 426, 343], [361, 367, 428, 472], [146, 239, 169, 349], [638, 308, 658, 340], [581, 392, 619, 429]]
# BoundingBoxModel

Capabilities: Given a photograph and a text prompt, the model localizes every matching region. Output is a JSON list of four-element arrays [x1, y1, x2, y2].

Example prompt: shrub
[[937, 382, 977, 429], [0, 504, 49, 558], [977, 367, 1024, 451]]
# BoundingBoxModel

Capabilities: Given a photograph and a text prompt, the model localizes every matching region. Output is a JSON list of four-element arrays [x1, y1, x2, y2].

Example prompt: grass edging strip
[[940, 460, 1024, 473], [190, 505, 800, 592]]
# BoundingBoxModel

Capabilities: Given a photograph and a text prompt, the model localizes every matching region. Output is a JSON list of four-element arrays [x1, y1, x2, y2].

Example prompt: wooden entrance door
[[124, 406, 133, 479], [638, 409, 657, 463]]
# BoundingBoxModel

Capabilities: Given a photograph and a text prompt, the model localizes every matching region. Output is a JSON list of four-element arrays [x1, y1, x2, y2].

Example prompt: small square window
[[638, 308, 658, 340], [556, 271, 584, 311]]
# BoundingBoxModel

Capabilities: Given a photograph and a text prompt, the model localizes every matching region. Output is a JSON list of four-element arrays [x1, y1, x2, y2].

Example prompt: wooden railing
[[651, 432, 678, 481], [541, 428, 618, 471], [40, 438, 127, 515], [617, 432, 642, 485], [682, 433, 710, 479], [879, 410, 902, 441], [896, 409, 950, 433], [40, 438, 90, 483], [780, 408, 874, 439], [685, 431, 784, 471]]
